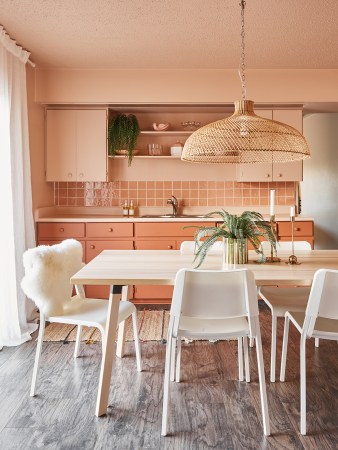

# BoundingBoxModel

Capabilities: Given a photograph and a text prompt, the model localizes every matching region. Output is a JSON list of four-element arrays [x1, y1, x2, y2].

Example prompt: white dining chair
[[280, 268, 338, 435], [161, 268, 270, 437], [258, 240, 313, 382], [21, 239, 142, 397], [178, 240, 249, 383]]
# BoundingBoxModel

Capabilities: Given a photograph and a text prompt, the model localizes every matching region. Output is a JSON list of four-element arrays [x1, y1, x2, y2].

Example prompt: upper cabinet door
[[46, 109, 107, 182], [46, 110, 77, 182], [76, 110, 107, 182], [236, 110, 273, 182], [272, 110, 303, 182]]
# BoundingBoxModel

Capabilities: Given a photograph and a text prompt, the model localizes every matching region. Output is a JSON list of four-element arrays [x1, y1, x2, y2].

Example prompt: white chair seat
[[286, 311, 338, 336], [259, 287, 310, 316], [177, 316, 249, 339], [51, 296, 136, 331]]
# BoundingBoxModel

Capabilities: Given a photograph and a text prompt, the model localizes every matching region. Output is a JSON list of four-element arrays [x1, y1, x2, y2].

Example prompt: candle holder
[[286, 216, 301, 265], [265, 215, 281, 263]]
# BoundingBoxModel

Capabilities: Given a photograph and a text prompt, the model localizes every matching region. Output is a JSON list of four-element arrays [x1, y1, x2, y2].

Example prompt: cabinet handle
[[67, 172, 72, 178], [167, 245, 173, 249], [108, 228, 113, 232], [277, 173, 283, 178], [59, 227, 64, 232], [90, 245, 95, 249], [79, 173, 84, 178], [295, 227, 301, 232], [265, 173, 271, 178]]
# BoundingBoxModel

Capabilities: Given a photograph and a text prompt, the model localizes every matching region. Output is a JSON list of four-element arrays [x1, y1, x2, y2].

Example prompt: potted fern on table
[[192, 210, 276, 268], [108, 113, 140, 166]]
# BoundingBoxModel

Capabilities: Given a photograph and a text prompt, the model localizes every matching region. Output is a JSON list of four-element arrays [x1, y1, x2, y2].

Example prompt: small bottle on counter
[[129, 200, 135, 216], [123, 200, 129, 216]]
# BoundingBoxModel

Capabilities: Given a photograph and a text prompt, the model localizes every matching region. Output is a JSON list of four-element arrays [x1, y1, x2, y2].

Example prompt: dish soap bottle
[[129, 200, 135, 216], [123, 200, 129, 216]]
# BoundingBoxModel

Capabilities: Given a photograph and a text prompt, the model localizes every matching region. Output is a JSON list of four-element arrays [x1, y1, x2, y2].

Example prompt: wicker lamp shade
[[181, 100, 311, 164]]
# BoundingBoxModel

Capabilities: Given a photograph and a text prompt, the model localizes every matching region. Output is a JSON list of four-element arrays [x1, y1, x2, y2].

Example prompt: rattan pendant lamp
[[181, 0, 310, 164]]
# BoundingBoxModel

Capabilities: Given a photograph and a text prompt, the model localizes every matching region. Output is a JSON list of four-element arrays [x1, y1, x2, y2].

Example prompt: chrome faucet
[[167, 195, 178, 216]]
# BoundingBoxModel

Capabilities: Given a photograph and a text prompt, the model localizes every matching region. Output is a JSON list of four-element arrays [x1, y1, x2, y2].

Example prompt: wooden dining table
[[70, 248, 338, 417]]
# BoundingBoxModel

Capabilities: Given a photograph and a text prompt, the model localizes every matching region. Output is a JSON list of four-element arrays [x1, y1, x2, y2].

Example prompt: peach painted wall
[[35, 69, 338, 104], [26, 66, 54, 210]]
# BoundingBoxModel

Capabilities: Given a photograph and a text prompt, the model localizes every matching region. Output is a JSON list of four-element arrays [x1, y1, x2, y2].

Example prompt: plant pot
[[222, 237, 248, 269]]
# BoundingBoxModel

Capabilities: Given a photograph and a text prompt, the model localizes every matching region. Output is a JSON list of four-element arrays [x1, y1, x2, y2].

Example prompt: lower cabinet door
[[85, 240, 134, 299], [134, 239, 176, 302]]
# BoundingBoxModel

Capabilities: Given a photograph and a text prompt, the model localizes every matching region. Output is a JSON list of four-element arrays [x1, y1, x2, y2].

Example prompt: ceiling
[[1, 0, 338, 70]]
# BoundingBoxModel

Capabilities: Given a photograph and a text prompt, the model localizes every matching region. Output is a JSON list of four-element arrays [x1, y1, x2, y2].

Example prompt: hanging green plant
[[192, 209, 277, 267], [108, 113, 140, 166]]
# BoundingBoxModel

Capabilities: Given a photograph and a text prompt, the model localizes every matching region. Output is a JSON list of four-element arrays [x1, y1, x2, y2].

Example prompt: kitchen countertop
[[35, 207, 314, 223]]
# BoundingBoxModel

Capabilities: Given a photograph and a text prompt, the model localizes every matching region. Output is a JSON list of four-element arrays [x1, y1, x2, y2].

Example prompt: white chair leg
[[315, 338, 319, 347], [170, 337, 176, 382], [270, 315, 277, 382], [74, 325, 82, 358], [300, 334, 307, 435], [243, 336, 250, 382], [249, 337, 255, 347], [161, 320, 174, 437], [131, 311, 142, 372], [175, 336, 182, 383], [30, 315, 46, 397], [254, 323, 270, 436], [238, 337, 244, 381], [280, 316, 290, 382]]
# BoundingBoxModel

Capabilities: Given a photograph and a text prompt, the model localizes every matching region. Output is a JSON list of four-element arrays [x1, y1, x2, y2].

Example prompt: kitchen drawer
[[278, 221, 313, 237], [38, 240, 86, 255], [134, 285, 173, 300], [86, 222, 133, 238], [135, 240, 176, 250], [38, 222, 85, 238], [86, 240, 134, 263], [135, 222, 214, 237]]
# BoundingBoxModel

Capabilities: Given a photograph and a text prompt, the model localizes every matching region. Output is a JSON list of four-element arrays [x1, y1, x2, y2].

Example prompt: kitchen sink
[[141, 214, 208, 218]]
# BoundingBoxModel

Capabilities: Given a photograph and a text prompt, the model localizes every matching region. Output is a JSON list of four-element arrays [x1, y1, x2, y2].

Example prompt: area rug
[[42, 310, 170, 343]]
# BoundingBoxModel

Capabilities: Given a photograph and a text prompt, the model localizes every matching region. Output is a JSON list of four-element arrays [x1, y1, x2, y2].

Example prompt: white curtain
[[0, 27, 37, 347]]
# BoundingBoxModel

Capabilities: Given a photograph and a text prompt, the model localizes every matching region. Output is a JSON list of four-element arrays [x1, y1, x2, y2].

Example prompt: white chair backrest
[[304, 269, 338, 336], [261, 240, 311, 253], [21, 239, 83, 317], [180, 240, 223, 255], [170, 268, 258, 321]]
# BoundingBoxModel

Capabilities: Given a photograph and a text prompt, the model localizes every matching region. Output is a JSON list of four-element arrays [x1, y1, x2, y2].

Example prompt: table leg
[[116, 285, 129, 358], [95, 284, 122, 417]]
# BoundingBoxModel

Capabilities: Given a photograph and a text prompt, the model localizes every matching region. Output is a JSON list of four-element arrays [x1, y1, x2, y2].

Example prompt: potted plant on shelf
[[192, 209, 276, 268], [108, 113, 140, 166]]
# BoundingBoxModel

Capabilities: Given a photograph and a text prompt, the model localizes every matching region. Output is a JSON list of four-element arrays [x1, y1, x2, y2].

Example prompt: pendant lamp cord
[[239, 0, 246, 100]]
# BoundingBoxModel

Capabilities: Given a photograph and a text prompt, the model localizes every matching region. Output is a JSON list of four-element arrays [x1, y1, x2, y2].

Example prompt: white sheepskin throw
[[21, 239, 83, 317]]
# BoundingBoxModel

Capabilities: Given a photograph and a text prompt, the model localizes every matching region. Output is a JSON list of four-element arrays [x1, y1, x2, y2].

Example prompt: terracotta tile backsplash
[[54, 181, 296, 209]]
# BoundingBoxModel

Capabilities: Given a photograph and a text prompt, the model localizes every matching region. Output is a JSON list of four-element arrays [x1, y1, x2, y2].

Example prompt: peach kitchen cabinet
[[236, 109, 303, 182], [277, 220, 314, 248], [37, 221, 134, 299], [133, 221, 215, 303], [46, 109, 107, 182]]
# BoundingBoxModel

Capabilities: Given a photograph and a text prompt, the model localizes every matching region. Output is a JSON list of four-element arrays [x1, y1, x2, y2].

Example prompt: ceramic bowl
[[153, 122, 170, 131]]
